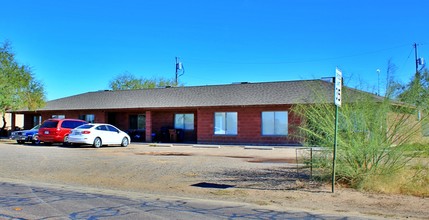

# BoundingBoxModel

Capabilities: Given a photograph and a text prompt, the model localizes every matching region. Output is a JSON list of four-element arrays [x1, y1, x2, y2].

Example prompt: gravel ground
[[0, 141, 428, 219]]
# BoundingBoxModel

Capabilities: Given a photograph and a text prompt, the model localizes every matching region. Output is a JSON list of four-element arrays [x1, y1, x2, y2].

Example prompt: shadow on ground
[[208, 167, 323, 191]]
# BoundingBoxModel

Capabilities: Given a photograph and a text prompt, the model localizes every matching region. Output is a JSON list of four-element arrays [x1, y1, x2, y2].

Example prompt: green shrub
[[292, 88, 423, 188]]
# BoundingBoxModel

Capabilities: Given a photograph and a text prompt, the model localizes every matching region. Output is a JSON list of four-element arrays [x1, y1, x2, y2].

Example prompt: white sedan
[[68, 123, 130, 148]]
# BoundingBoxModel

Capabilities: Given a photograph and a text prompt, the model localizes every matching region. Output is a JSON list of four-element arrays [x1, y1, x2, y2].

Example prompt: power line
[[186, 44, 410, 65]]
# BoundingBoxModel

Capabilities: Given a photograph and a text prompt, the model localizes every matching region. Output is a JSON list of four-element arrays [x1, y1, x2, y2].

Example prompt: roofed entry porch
[[106, 110, 197, 144], [146, 110, 197, 144]]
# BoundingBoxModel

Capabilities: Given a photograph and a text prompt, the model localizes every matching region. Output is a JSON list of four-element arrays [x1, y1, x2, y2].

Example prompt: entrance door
[[107, 112, 116, 125]]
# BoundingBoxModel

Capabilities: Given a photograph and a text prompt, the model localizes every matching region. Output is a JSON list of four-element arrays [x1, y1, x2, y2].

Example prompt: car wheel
[[32, 135, 41, 145], [17, 140, 24, 144], [63, 136, 70, 146], [93, 137, 102, 148], [121, 137, 129, 147]]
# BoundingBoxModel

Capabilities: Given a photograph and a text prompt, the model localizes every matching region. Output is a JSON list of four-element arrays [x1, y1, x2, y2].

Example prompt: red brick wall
[[40, 111, 105, 122], [145, 111, 152, 142], [197, 105, 302, 145], [36, 106, 303, 145], [152, 111, 174, 132]]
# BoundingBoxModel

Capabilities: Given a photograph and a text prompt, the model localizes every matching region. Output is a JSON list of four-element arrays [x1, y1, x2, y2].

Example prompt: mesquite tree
[[0, 41, 45, 132]]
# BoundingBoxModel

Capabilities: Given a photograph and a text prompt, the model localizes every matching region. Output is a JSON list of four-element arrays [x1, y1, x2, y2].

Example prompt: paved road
[[0, 181, 371, 220]]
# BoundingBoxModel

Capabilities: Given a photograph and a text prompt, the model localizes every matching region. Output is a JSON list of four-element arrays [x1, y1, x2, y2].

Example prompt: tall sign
[[332, 67, 342, 193], [334, 68, 342, 106]]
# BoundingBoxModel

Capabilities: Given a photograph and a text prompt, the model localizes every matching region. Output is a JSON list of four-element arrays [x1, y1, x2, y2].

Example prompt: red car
[[38, 119, 88, 145]]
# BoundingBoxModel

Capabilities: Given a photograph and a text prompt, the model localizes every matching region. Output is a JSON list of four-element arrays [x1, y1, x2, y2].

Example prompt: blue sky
[[1, 0, 428, 100]]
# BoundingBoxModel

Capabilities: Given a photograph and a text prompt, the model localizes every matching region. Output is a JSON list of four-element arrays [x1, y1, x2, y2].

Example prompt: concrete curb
[[243, 146, 274, 150], [148, 143, 173, 147], [192, 144, 221, 149]]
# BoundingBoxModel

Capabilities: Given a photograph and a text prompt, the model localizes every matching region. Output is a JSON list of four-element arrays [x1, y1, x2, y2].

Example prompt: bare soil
[[0, 141, 427, 219]]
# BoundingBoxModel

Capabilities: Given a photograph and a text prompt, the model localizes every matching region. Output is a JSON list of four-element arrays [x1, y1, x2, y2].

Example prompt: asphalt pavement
[[0, 180, 373, 220]]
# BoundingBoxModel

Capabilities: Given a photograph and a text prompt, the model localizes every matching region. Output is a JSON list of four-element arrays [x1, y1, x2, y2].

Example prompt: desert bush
[[292, 88, 423, 188]]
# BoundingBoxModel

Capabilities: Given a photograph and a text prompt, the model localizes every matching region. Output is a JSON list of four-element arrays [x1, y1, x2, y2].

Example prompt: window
[[96, 125, 108, 131], [79, 114, 95, 123], [107, 125, 119, 132], [129, 114, 145, 130], [262, 111, 288, 135], [61, 120, 87, 129], [33, 116, 41, 126], [78, 124, 94, 129], [174, 114, 194, 130], [52, 115, 65, 119], [214, 112, 237, 135], [40, 121, 58, 128]]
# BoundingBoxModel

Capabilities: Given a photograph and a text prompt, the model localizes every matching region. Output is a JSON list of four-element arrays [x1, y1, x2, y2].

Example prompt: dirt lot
[[0, 141, 428, 219]]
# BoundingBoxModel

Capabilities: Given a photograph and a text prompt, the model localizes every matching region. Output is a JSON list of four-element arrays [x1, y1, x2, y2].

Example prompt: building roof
[[17, 79, 368, 112]]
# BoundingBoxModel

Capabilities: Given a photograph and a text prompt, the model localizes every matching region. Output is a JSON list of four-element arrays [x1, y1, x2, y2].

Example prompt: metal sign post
[[332, 68, 342, 193]]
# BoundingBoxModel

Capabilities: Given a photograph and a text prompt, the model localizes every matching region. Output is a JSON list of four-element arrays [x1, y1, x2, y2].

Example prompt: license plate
[[44, 131, 49, 134]]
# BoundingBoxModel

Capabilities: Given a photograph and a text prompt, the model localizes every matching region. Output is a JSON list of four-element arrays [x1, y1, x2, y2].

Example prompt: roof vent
[[232, 82, 250, 84], [321, 77, 334, 83]]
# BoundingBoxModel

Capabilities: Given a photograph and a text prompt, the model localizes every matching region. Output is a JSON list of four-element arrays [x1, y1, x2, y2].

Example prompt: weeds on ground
[[357, 161, 429, 197], [300, 148, 429, 197]]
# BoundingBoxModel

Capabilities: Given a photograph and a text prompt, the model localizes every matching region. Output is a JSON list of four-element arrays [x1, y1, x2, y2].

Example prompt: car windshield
[[76, 124, 94, 129], [31, 125, 40, 130], [40, 121, 58, 128]]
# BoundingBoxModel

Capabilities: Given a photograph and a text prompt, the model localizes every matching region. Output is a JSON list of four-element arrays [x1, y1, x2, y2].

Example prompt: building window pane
[[184, 114, 194, 130], [138, 115, 145, 130], [262, 112, 274, 135], [262, 111, 288, 135], [129, 114, 145, 130], [52, 115, 65, 119], [214, 112, 237, 135], [79, 114, 95, 123], [214, 113, 225, 134], [33, 116, 41, 126], [175, 114, 194, 130], [86, 114, 95, 123]]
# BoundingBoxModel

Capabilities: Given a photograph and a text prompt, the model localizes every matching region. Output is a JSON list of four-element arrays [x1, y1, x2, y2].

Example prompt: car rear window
[[40, 121, 59, 128], [77, 124, 94, 129], [61, 121, 87, 129]]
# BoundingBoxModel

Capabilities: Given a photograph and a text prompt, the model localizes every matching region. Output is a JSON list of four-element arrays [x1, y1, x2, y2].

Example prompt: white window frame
[[261, 111, 288, 136], [214, 112, 238, 135]]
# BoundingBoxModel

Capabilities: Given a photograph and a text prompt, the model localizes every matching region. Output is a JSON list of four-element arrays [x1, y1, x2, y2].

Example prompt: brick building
[[11, 80, 337, 145]]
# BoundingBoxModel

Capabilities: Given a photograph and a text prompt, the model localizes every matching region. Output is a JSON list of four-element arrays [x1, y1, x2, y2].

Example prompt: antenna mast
[[175, 57, 184, 85]]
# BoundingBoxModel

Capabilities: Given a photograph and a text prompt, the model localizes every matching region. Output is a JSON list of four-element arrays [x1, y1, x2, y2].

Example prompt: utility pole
[[377, 69, 381, 96], [175, 57, 184, 86], [414, 43, 419, 74], [175, 57, 179, 85]]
